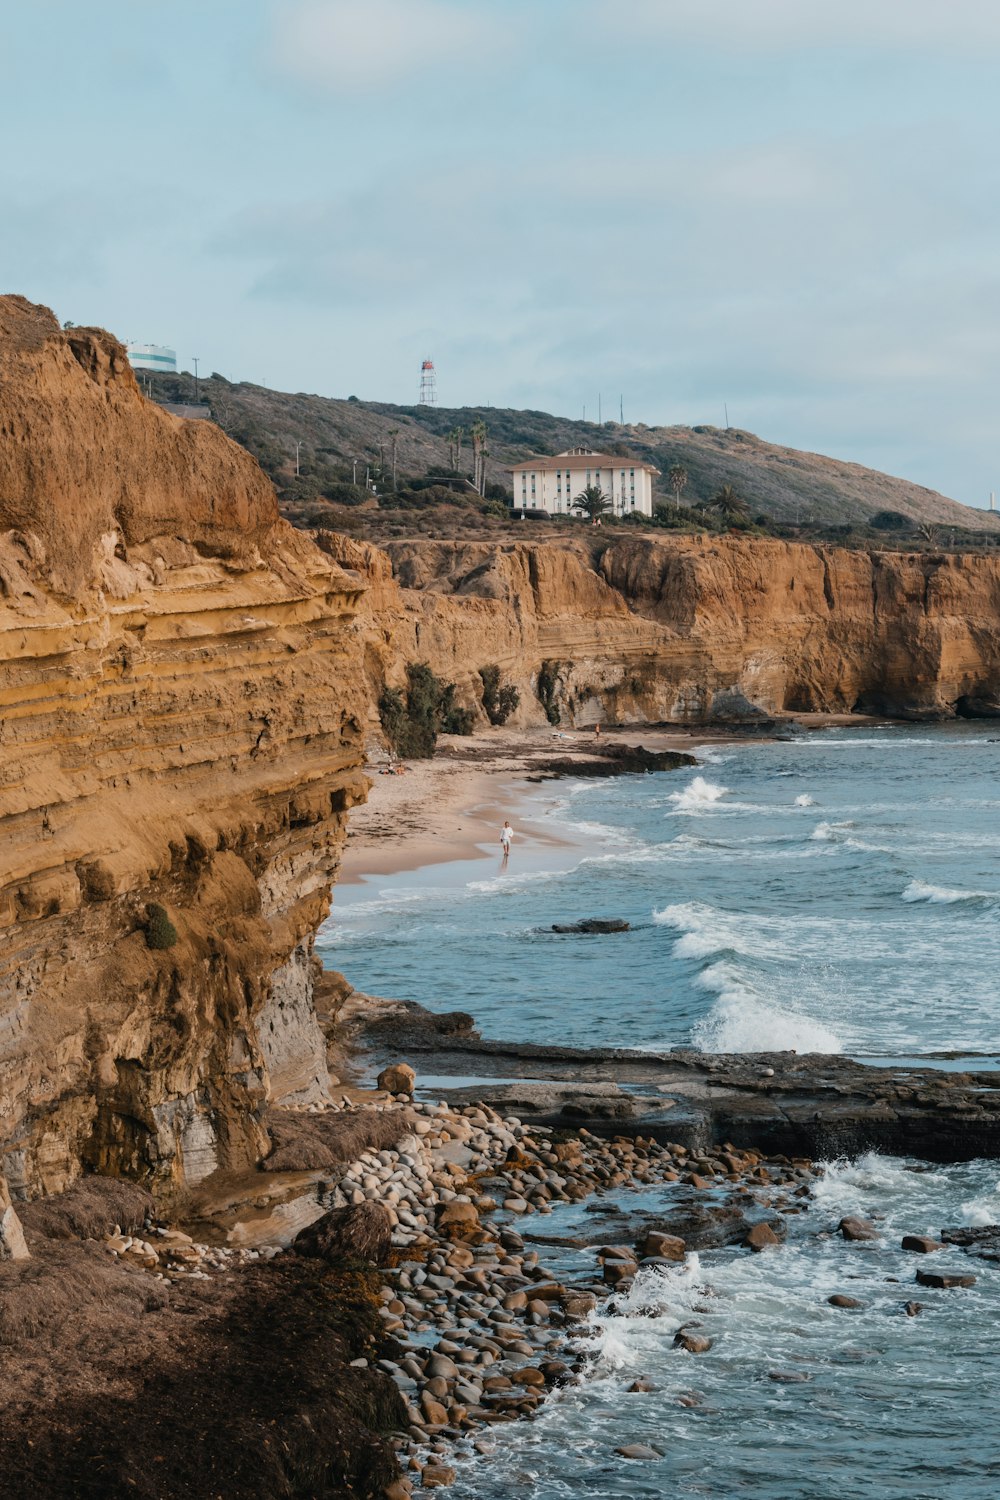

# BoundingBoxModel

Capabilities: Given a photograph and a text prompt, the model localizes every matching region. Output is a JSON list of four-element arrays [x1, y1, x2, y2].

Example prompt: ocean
[[319, 724, 1000, 1498], [322, 723, 1000, 1062]]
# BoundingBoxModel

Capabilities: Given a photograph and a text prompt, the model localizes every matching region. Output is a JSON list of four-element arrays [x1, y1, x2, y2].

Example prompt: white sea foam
[[691, 960, 844, 1054], [667, 775, 729, 812], [794, 793, 816, 807], [810, 819, 854, 841], [902, 878, 995, 906], [958, 1187, 1000, 1226]]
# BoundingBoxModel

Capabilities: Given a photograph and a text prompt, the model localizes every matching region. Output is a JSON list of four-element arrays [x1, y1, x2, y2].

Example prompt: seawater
[[319, 725, 1000, 1497], [458, 1154, 1000, 1500], [321, 723, 1000, 1059]]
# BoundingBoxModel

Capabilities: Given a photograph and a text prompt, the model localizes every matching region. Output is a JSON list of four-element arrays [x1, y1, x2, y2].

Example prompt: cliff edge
[[0, 298, 370, 1202]]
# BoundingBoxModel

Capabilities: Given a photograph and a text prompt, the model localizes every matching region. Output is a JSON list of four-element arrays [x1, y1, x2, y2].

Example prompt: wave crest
[[668, 775, 729, 813]]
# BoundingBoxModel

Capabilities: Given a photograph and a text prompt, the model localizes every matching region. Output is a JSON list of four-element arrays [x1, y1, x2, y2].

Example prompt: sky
[[4, 0, 1000, 505]]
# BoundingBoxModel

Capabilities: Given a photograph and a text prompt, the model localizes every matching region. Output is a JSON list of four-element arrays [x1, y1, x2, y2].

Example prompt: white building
[[508, 448, 657, 517], [126, 343, 177, 374]]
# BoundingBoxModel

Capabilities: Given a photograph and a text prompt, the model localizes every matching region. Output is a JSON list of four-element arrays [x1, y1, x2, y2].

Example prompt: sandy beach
[[338, 715, 868, 885]]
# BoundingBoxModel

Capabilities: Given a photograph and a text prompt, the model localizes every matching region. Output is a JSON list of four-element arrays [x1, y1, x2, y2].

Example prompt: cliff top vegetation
[[142, 369, 1000, 553]]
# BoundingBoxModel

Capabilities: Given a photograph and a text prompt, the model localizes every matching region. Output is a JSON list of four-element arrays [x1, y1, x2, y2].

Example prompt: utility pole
[[620, 394, 624, 424], [352, 459, 358, 485], [598, 393, 602, 424], [193, 357, 200, 402], [294, 440, 303, 477], [724, 402, 729, 429]]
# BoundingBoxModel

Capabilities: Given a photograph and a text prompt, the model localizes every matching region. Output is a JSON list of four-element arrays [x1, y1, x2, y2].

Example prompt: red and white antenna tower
[[419, 358, 437, 406]]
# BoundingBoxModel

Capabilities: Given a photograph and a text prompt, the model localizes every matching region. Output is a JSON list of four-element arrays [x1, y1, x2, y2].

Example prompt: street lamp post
[[192, 357, 200, 402]]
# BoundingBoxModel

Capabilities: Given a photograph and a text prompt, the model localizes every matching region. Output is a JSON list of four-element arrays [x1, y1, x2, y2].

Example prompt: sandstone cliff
[[0, 298, 370, 1202], [321, 532, 1000, 729]]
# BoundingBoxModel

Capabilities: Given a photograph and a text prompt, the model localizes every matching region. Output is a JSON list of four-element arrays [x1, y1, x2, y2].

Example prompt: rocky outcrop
[[321, 533, 1000, 728], [0, 298, 370, 1202]]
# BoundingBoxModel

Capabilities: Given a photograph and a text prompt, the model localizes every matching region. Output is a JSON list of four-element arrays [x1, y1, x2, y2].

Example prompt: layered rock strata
[[0, 298, 369, 1201], [321, 533, 1000, 727]]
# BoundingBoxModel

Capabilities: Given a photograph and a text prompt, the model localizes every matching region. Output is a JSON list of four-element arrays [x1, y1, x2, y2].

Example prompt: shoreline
[[337, 714, 893, 890]]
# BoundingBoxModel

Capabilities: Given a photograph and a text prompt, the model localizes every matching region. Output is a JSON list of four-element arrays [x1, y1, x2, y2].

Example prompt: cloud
[[585, 0, 1000, 51], [270, 0, 501, 91]]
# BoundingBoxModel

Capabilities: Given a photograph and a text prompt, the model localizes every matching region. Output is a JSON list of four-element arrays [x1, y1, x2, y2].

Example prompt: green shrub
[[479, 665, 520, 725], [144, 903, 178, 950], [536, 660, 562, 725], [379, 663, 473, 757]]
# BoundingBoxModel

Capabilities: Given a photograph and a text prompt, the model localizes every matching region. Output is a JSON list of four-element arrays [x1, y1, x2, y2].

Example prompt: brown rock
[[0, 1176, 29, 1262], [419, 1393, 449, 1428], [744, 1222, 780, 1252], [674, 1331, 712, 1354], [904, 1301, 923, 1316], [377, 1062, 415, 1096], [901, 1235, 944, 1254], [915, 1270, 976, 1289], [615, 1444, 662, 1460], [603, 1259, 637, 1286], [560, 1290, 598, 1320], [512, 1368, 546, 1387], [420, 1464, 456, 1489], [637, 1230, 686, 1261], [437, 1201, 479, 1234], [293, 1202, 393, 1265], [828, 1294, 863, 1309], [839, 1216, 880, 1242]]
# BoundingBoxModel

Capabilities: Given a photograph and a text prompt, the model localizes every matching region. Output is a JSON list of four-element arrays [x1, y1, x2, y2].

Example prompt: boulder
[[377, 1062, 415, 1096], [640, 1204, 750, 1251], [838, 1216, 880, 1242], [293, 1201, 393, 1265], [420, 1463, 456, 1488], [828, 1294, 863, 1309], [560, 1290, 598, 1321], [438, 1200, 479, 1238], [0, 1176, 29, 1262], [551, 918, 630, 934], [904, 1301, 923, 1316], [915, 1269, 976, 1289], [744, 1222, 780, 1253], [901, 1235, 944, 1254], [615, 1444, 662, 1460], [674, 1331, 712, 1354], [637, 1230, 686, 1261]]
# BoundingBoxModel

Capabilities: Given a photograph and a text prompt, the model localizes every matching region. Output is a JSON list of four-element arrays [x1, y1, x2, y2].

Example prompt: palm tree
[[471, 420, 489, 495], [699, 484, 750, 526], [388, 428, 400, 489], [668, 464, 689, 505], [571, 483, 613, 522], [447, 426, 465, 473]]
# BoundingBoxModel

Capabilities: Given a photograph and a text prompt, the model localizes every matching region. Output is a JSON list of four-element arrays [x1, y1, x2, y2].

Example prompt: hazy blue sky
[[5, 1, 1000, 504]]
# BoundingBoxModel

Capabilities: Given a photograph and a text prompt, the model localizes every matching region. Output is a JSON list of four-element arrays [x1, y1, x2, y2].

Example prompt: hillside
[[144, 369, 1000, 537]]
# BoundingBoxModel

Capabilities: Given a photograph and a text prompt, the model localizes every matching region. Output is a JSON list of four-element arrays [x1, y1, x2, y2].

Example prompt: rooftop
[[507, 448, 658, 474]]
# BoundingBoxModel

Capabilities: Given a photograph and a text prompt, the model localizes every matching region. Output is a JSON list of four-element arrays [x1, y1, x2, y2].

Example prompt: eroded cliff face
[[321, 532, 1000, 727], [0, 299, 369, 1201]]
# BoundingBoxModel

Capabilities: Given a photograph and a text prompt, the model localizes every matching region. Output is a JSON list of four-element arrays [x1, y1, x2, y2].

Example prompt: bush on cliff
[[143, 903, 178, 950], [379, 663, 473, 758], [536, 660, 562, 724], [479, 664, 521, 725]]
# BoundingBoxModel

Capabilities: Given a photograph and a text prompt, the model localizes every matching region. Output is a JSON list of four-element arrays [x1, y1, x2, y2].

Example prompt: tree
[[471, 419, 489, 496], [388, 428, 400, 490], [668, 464, 689, 505], [447, 426, 465, 472], [699, 484, 750, 526], [571, 483, 613, 521]]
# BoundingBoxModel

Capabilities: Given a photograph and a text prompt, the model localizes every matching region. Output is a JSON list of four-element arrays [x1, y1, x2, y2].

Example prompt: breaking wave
[[667, 776, 729, 812]]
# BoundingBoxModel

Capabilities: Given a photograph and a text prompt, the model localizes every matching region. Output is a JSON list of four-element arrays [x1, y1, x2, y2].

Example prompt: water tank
[[126, 343, 177, 373]]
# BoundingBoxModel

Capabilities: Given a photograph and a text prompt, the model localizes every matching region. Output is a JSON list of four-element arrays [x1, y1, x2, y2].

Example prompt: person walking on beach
[[500, 819, 514, 861]]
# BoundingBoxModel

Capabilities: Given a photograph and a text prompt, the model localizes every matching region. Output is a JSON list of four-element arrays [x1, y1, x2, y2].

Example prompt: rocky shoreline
[[353, 996, 1000, 1163], [5, 1027, 1000, 1497]]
